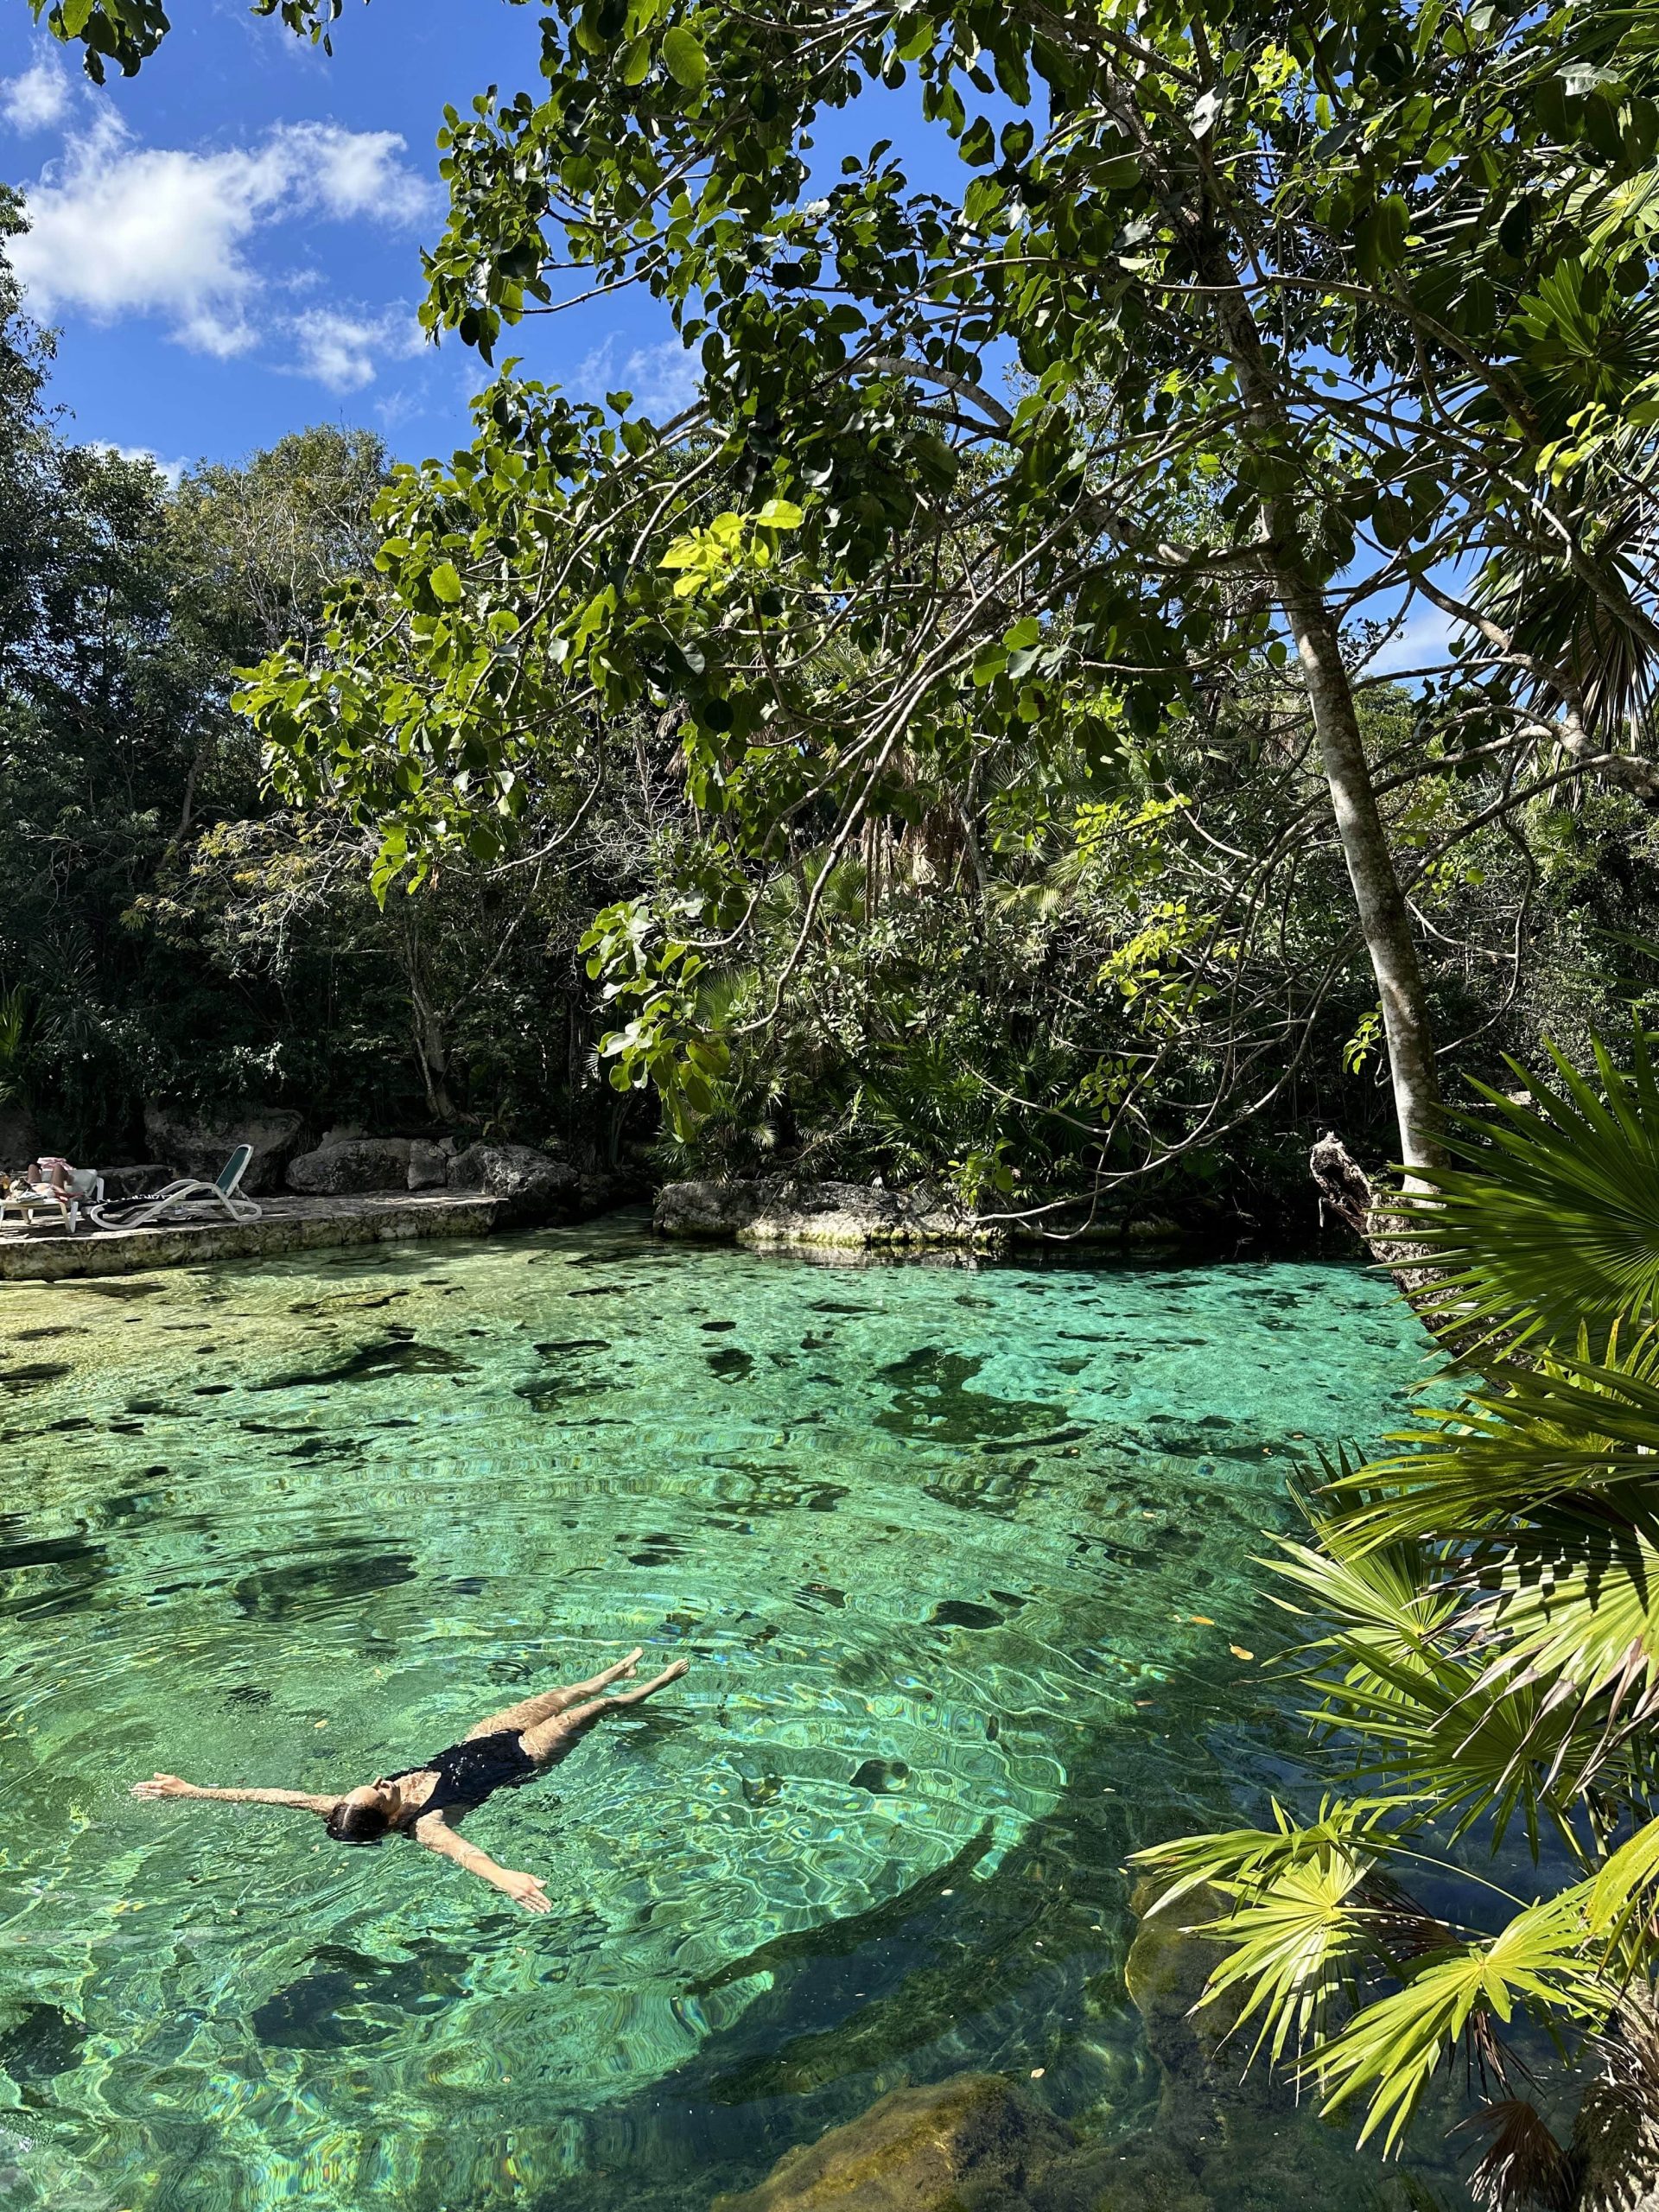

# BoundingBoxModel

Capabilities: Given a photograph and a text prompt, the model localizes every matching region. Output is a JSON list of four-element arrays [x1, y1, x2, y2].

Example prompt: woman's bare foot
[[616, 1657, 690, 1701]]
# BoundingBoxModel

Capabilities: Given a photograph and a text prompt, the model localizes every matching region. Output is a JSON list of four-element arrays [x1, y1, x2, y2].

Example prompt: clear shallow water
[[0, 1223, 1427, 2212]]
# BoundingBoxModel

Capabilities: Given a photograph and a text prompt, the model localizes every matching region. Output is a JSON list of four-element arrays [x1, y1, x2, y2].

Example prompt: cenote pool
[[0, 1222, 1437, 2212]]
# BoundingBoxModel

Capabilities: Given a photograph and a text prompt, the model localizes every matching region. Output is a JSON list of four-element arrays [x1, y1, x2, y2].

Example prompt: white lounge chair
[[0, 1168, 103, 1237], [89, 1144, 261, 1230]]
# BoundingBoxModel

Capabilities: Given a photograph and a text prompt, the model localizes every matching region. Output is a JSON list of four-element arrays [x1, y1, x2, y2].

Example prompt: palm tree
[[1135, 1026, 1659, 2206]]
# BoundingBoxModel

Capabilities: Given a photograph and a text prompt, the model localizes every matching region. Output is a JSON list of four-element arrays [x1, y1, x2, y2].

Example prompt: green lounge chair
[[89, 1144, 260, 1230]]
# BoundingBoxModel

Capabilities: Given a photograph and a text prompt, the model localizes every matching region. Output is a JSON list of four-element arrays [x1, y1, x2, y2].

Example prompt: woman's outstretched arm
[[131, 1772, 338, 1814], [411, 1810, 551, 1914]]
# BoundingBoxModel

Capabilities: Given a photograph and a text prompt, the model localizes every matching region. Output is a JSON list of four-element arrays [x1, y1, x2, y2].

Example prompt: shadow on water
[[257, 1336, 473, 1391], [874, 1348, 1065, 1446], [529, 1723, 1469, 2212], [251, 1944, 474, 2052]]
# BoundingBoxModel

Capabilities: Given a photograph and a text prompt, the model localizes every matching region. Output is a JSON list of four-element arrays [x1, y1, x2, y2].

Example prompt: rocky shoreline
[[653, 1178, 1230, 1254]]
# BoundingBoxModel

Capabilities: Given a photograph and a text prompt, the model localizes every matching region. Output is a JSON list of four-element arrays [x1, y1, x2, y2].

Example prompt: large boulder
[[406, 1138, 453, 1192], [143, 1103, 305, 1196], [747, 1179, 909, 1245], [713, 2074, 1075, 2212], [446, 1141, 580, 1227], [287, 1137, 413, 1194], [654, 1179, 766, 1238]]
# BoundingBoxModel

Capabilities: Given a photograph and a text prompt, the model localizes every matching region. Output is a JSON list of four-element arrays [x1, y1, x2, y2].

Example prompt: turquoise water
[[0, 1223, 1427, 2212]]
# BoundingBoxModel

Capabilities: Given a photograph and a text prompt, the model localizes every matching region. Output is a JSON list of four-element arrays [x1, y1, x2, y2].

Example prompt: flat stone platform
[[0, 1190, 507, 1281]]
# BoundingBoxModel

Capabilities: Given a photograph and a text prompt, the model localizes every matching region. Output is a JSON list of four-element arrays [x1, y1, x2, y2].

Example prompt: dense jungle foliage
[[3, 185, 1655, 1205]]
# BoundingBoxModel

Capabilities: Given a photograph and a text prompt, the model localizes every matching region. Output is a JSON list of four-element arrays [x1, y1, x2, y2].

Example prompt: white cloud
[[11, 113, 436, 363], [1, 55, 71, 134], [1363, 607, 1468, 678], [578, 332, 702, 419], [286, 304, 425, 392], [106, 443, 192, 490]]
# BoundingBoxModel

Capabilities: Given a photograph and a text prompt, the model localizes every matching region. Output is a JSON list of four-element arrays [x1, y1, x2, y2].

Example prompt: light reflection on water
[[0, 1222, 1427, 2211]]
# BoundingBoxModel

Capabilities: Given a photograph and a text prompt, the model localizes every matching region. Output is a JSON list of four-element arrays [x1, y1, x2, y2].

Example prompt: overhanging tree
[[180, 0, 1659, 1186]]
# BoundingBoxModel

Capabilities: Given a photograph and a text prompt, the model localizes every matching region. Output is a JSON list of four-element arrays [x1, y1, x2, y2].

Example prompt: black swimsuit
[[387, 1730, 541, 1828]]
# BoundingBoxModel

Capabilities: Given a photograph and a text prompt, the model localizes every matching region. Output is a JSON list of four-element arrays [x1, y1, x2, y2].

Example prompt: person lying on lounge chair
[[131, 1649, 689, 1913]]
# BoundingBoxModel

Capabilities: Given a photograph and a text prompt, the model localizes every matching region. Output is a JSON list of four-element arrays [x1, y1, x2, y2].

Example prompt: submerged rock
[[1123, 1877, 1260, 2152], [446, 1141, 581, 1227], [0, 2000, 86, 2083], [713, 2073, 1075, 2212], [144, 1101, 305, 1195], [1028, 2133, 1213, 2212], [287, 1136, 413, 1194], [1123, 1878, 1238, 2082]]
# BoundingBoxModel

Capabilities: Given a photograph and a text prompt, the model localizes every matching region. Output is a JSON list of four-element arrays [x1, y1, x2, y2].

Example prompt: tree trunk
[[1274, 571, 1446, 1178], [1193, 213, 1446, 1178], [401, 920, 458, 1122], [410, 984, 458, 1123]]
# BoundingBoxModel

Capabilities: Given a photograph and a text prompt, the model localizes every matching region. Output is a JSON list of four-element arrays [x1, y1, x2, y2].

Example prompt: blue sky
[[0, 3, 1446, 673], [0, 0, 709, 474]]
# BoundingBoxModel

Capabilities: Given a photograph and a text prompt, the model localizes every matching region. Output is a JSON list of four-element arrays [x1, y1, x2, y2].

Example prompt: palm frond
[[1131, 1796, 1409, 1917], [1270, 1533, 1618, 1850], [1198, 1848, 1378, 2069], [1470, 1518, 1659, 1779], [1311, 1893, 1607, 2151], [1332, 1345, 1659, 1551], [1476, 529, 1659, 741], [1459, 2098, 1574, 2212], [1402, 1024, 1659, 1354]]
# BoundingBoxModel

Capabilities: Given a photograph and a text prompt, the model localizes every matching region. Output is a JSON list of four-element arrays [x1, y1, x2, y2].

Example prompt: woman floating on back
[[133, 1648, 689, 1913]]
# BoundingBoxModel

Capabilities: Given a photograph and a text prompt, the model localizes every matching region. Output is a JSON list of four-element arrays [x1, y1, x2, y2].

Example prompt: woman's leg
[[465, 1649, 645, 1740], [518, 1658, 690, 1764]]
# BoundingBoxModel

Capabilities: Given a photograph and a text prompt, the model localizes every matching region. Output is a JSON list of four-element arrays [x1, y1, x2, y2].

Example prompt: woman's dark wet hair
[[324, 1796, 391, 1846]]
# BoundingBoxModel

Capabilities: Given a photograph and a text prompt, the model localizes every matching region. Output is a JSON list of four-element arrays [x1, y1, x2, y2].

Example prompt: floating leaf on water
[[1230, 1644, 1254, 1661]]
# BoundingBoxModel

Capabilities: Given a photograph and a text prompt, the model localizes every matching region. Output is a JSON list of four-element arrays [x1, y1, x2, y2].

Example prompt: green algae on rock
[[711, 2074, 1075, 2212]]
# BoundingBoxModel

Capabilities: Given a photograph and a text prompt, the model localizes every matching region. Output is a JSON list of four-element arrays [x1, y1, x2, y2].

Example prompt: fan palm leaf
[[1270, 1533, 1621, 1850], [1311, 1893, 1609, 2151], [1198, 1848, 1380, 2068], [1332, 1344, 1659, 1550], [1402, 1024, 1659, 1355]]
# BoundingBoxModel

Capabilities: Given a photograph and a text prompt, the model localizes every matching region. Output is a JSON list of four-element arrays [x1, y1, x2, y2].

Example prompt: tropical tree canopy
[[218, 0, 1659, 1181]]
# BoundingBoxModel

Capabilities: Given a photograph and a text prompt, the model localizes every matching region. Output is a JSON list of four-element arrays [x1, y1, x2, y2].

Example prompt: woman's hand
[[132, 1773, 196, 1798], [495, 1867, 552, 1915]]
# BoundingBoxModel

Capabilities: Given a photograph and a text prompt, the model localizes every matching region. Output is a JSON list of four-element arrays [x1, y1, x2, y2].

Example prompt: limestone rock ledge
[[655, 1179, 979, 1248], [0, 1193, 504, 1282]]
